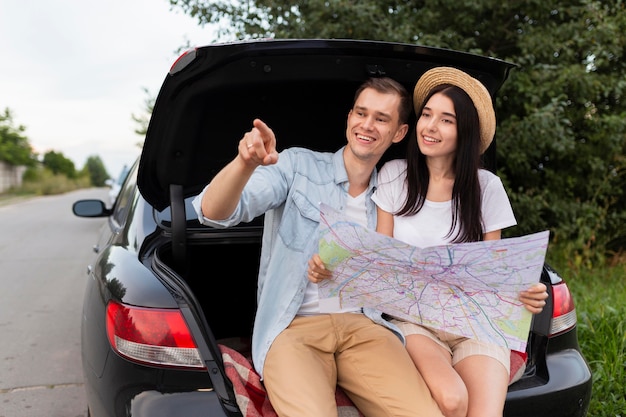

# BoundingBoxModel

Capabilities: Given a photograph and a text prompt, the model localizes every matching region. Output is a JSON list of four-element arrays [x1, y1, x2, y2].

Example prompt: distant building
[[0, 161, 27, 193]]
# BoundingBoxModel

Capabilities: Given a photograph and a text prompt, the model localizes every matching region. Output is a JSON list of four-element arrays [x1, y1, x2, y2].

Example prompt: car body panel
[[505, 349, 592, 416]]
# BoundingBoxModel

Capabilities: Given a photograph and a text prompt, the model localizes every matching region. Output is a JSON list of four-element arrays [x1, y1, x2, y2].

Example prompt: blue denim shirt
[[192, 146, 403, 378]]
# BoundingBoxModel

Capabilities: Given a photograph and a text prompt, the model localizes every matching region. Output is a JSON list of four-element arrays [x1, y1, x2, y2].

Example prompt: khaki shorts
[[392, 319, 511, 375]]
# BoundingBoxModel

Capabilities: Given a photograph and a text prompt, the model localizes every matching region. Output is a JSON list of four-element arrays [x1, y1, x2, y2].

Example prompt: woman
[[309, 67, 548, 417]]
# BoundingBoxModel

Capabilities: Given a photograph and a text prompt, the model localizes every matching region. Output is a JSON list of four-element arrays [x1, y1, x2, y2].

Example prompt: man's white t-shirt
[[297, 191, 367, 315], [372, 159, 516, 248]]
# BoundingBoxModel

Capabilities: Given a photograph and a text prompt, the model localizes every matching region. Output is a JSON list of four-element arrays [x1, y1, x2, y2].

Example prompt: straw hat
[[413, 67, 496, 154]]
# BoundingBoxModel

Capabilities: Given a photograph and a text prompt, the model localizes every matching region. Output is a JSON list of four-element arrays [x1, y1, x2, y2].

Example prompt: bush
[[9, 166, 90, 196]]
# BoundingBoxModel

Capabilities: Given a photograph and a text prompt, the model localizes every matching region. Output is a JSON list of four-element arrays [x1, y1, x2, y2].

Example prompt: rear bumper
[[83, 345, 238, 417], [128, 390, 235, 417], [504, 349, 592, 417]]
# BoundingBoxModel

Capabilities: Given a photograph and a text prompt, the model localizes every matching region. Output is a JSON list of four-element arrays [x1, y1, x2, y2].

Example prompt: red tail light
[[106, 300, 205, 369], [549, 281, 577, 336], [169, 48, 197, 74]]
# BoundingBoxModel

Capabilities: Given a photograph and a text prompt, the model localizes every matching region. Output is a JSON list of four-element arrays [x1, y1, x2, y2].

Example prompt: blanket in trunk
[[219, 345, 527, 417]]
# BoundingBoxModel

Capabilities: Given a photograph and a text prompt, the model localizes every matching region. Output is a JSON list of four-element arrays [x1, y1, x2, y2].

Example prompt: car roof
[[138, 38, 515, 211]]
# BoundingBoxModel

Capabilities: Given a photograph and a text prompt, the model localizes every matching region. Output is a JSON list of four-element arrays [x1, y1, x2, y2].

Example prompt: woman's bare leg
[[405, 334, 468, 417], [454, 355, 508, 417]]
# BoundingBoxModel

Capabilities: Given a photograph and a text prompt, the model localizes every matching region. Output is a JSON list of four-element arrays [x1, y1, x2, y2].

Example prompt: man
[[192, 77, 444, 417]]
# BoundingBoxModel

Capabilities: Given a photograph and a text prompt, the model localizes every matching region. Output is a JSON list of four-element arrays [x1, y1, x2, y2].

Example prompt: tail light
[[169, 48, 197, 74], [549, 281, 577, 336], [106, 300, 205, 369]]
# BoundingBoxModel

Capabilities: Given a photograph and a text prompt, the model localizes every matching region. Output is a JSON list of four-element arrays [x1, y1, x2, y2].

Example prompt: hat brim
[[413, 67, 496, 154]]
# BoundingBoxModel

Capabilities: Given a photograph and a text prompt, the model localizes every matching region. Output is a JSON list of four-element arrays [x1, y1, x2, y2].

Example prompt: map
[[317, 203, 549, 352]]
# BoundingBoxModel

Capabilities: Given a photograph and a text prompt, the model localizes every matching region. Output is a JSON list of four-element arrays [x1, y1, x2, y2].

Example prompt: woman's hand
[[307, 254, 333, 283], [519, 283, 549, 314]]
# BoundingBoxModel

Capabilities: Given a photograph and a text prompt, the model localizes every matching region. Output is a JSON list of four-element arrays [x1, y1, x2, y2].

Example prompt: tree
[[42, 150, 77, 179], [84, 155, 110, 187], [169, 0, 626, 263], [0, 108, 36, 166]]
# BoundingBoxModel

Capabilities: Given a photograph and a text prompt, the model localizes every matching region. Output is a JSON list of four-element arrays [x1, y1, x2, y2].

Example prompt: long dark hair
[[397, 84, 483, 243]]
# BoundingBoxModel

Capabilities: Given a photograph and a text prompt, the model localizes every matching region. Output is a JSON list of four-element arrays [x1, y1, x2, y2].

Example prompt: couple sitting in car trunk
[[193, 67, 548, 417]]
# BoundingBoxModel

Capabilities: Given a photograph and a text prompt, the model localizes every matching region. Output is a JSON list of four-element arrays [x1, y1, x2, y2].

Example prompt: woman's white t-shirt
[[372, 159, 516, 248]]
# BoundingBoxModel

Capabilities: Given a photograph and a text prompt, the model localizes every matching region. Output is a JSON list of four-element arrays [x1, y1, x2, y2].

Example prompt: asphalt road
[[0, 188, 109, 417]]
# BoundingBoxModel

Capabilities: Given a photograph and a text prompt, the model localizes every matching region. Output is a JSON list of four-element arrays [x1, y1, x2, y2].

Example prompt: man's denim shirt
[[192, 146, 404, 378]]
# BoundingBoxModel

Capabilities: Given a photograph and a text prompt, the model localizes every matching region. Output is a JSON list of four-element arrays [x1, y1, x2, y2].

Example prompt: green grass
[[548, 246, 626, 417]]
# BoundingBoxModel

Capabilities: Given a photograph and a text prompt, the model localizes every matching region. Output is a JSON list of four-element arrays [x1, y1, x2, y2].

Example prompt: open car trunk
[[138, 37, 517, 365], [138, 38, 534, 414]]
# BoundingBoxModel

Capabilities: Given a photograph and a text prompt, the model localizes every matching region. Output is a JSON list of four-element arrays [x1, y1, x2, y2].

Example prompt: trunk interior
[[157, 228, 263, 361]]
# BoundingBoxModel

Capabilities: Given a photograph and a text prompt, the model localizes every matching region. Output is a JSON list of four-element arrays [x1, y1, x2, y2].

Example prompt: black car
[[73, 39, 592, 417]]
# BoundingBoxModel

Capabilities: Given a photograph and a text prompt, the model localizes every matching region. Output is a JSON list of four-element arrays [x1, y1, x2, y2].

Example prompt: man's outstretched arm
[[201, 119, 279, 220]]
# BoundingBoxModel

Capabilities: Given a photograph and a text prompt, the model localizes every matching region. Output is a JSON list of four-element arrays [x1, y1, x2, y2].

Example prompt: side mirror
[[72, 199, 112, 218]]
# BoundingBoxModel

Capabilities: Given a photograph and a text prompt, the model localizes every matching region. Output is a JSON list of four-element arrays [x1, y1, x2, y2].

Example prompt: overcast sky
[[0, 0, 217, 179]]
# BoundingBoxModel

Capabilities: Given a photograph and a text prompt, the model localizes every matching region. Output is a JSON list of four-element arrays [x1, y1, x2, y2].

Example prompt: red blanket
[[219, 345, 363, 417], [219, 345, 526, 417]]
